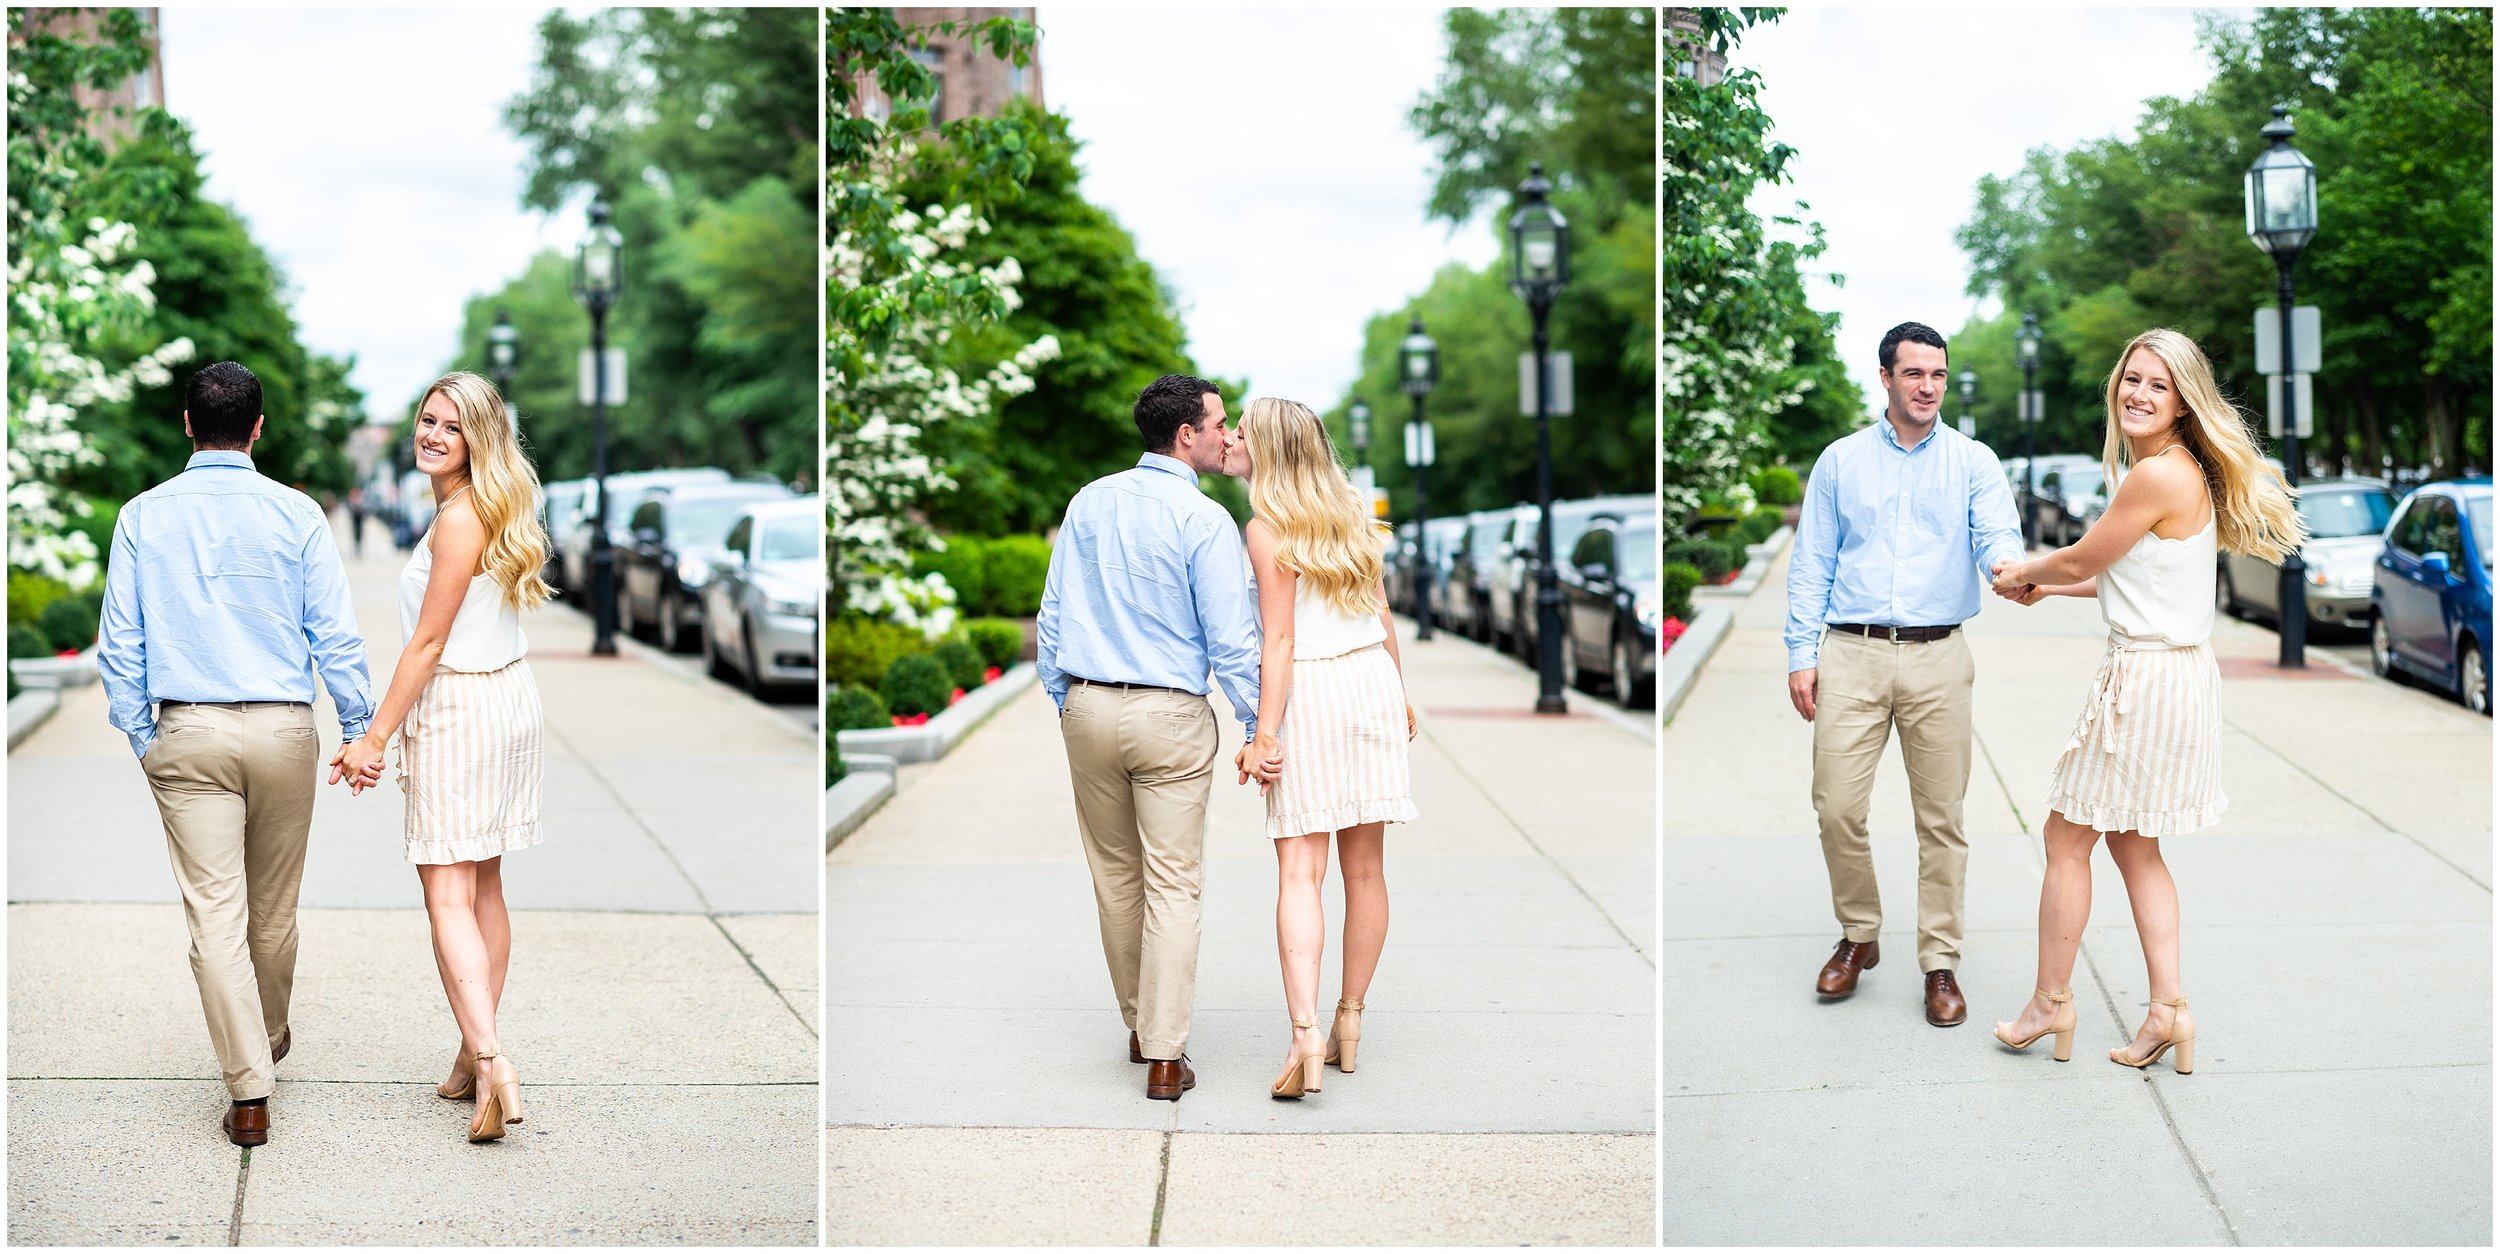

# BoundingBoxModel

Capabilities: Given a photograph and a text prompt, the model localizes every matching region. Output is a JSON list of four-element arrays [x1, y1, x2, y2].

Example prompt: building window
[[911, 48, 944, 121]]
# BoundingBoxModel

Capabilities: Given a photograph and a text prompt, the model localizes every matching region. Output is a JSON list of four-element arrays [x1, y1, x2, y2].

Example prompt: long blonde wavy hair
[[1242, 396, 1386, 617], [421, 371, 552, 611], [2099, 329, 2305, 563]]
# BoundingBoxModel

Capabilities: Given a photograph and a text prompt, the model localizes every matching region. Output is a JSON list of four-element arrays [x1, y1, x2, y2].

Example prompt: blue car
[[2369, 479, 2493, 714]]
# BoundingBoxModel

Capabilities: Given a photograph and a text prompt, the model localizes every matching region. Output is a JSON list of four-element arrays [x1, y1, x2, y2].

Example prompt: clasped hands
[[1234, 734, 1283, 793], [1990, 559, 2048, 607], [326, 734, 388, 795]]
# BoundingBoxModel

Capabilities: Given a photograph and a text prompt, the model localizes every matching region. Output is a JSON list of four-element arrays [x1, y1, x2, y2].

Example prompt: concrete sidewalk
[[7, 514, 821, 1246], [1663, 543, 2492, 1245], [826, 621, 1656, 1245]]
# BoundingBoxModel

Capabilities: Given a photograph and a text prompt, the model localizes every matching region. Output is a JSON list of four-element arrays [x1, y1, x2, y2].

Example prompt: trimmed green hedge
[[826, 684, 891, 731], [912, 540, 987, 620], [1662, 563, 1705, 623], [879, 652, 952, 719], [981, 535, 1050, 617], [1663, 538, 1740, 582], [933, 638, 984, 692], [1735, 508, 1783, 546], [37, 596, 99, 654], [826, 618, 925, 689], [965, 618, 1024, 671], [1750, 465, 1804, 506]]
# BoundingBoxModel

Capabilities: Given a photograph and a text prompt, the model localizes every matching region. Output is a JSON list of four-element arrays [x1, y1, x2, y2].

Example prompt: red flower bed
[[1660, 617, 1688, 651]]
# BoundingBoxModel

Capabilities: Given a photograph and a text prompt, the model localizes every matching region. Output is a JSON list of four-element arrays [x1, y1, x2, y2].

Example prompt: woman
[[1224, 397, 1419, 1101], [332, 371, 551, 1141], [1987, 329, 2302, 1073]]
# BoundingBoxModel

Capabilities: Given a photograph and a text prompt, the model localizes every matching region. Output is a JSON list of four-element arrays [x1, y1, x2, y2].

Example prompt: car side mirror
[[1579, 562, 1611, 584], [2422, 551, 2454, 578]]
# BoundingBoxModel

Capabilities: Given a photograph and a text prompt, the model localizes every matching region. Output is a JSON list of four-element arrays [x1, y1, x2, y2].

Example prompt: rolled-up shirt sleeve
[[97, 506, 154, 759], [1190, 516, 1263, 740], [299, 518, 374, 743]]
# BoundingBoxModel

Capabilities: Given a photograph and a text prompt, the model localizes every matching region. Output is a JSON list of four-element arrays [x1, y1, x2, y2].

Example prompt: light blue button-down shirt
[[1036, 453, 1263, 740], [97, 451, 376, 759], [1783, 418, 2026, 672]]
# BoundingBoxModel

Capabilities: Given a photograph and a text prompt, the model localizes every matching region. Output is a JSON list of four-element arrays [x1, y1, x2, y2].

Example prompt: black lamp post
[[486, 309, 519, 399], [1400, 316, 1439, 642], [2016, 311, 2042, 548], [2247, 104, 2318, 669], [1348, 398, 1372, 463], [1509, 162, 1571, 714], [572, 198, 624, 657], [1957, 368, 1977, 440]]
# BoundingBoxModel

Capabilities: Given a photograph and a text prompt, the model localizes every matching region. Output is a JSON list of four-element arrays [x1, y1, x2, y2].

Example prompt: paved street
[[826, 619, 1656, 1246], [1663, 538, 2492, 1245], [7, 514, 820, 1246]]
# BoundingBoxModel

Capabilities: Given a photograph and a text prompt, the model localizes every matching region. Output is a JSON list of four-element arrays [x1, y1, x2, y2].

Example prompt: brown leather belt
[[1830, 623, 1960, 644], [1072, 677, 1197, 697]]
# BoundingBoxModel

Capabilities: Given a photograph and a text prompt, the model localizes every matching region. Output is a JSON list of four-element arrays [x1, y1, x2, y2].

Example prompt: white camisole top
[[1289, 577, 1387, 661], [400, 495, 526, 672], [2098, 461, 2218, 648]]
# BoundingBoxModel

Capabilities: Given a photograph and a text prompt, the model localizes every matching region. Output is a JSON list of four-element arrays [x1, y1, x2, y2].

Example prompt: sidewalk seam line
[[2219, 710, 2489, 892], [1148, 1127, 1173, 1246], [227, 1146, 249, 1246], [1415, 720, 1653, 969], [2082, 936, 2241, 1246], [710, 914, 818, 1040], [540, 716, 719, 914]]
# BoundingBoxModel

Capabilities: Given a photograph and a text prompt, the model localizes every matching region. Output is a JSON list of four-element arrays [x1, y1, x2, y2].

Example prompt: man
[[96, 361, 377, 1145], [1036, 374, 1267, 1101], [1784, 323, 2024, 1027]]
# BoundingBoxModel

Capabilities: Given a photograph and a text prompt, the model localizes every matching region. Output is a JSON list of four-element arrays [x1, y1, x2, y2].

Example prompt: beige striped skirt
[[2044, 638, 2227, 838], [1265, 643, 1419, 840], [398, 659, 545, 865]]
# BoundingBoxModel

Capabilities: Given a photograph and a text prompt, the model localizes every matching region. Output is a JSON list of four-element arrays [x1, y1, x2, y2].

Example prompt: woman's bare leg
[[1274, 832, 1332, 1066], [2002, 811, 2099, 1039], [1336, 823, 1388, 1004], [2105, 829, 2184, 1056]]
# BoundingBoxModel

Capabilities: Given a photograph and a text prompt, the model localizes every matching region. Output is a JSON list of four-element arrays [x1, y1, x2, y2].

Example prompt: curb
[[8, 645, 101, 691], [1657, 603, 1734, 727], [825, 753, 899, 851], [835, 663, 1038, 765], [8, 689, 61, 751]]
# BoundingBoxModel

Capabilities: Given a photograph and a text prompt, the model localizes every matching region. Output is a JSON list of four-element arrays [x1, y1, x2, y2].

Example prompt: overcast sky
[[1735, 8, 2239, 409], [1041, 7, 1499, 408], [161, 7, 578, 424]]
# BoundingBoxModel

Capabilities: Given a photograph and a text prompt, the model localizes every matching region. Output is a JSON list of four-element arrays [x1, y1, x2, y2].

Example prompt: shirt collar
[[1877, 414, 1942, 454], [1137, 451, 1199, 482], [184, 450, 256, 472]]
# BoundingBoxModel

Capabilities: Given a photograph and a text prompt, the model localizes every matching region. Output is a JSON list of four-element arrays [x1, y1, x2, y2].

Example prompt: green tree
[[1955, 8, 2490, 477], [489, 7, 818, 487]]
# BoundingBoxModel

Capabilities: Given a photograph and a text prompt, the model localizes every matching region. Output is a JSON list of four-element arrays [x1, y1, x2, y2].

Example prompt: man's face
[[1176, 391, 1231, 476], [1881, 342, 1948, 427]]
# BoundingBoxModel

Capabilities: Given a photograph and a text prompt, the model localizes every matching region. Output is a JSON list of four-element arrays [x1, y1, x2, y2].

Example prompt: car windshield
[[2301, 487, 2396, 539], [2470, 495, 2493, 569], [2064, 466, 2104, 497], [670, 492, 781, 544], [1617, 526, 1657, 583], [757, 515, 815, 561]]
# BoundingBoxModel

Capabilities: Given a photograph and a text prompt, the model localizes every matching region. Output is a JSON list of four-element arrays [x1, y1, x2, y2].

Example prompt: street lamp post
[[1401, 316, 1439, 642], [486, 308, 519, 400], [2246, 104, 2319, 669], [1957, 368, 1977, 440], [1348, 399, 1371, 464], [2016, 311, 2043, 548], [572, 198, 625, 658], [1508, 162, 1571, 714]]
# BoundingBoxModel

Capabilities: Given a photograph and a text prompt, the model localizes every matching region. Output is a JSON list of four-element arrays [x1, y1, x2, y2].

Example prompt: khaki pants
[[1811, 628, 1974, 972], [1059, 683, 1217, 1061], [141, 701, 319, 1099]]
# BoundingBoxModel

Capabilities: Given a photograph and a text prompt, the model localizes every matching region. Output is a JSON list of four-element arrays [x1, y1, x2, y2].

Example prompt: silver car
[[2219, 476, 2397, 634], [560, 467, 731, 594], [703, 497, 821, 697]]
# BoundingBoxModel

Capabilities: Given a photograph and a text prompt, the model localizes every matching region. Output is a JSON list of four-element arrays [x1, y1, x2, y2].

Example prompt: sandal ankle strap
[[2035, 988, 2073, 1003], [1335, 998, 1364, 1012], [1291, 1018, 1314, 1030], [2150, 995, 2188, 1007]]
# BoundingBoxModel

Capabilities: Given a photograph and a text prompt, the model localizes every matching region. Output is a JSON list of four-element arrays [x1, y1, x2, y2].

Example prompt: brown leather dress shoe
[[1129, 1031, 1145, 1064], [271, 1026, 291, 1064], [1925, 970, 1968, 1027], [1145, 1055, 1195, 1101], [222, 1101, 268, 1147], [1815, 938, 1880, 1000]]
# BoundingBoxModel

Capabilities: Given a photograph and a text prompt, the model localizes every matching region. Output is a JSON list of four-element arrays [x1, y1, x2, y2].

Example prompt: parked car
[[1448, 505, 1533, 644], [1508, 494, 1654, 663], [2008, 454, 2098, 546], [540, 478, 591, 590], [2370, 478, 2492, 714], [1558, 514, 1659, 708], [618, 480, 796, 652], [560, 467, 731, 593], [703, 497, 822, 698], [2218, 475, 2396, 635], [1411, 516, 1468, 626], [2035, 460, 2109, 547]]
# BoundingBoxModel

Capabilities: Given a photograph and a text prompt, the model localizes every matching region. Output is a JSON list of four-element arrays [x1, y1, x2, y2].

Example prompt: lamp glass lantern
[[2244, 106, 2318, 256], [573, 199, 624, 305], [1348, 399, 1371, 455], [487, 311, 518, 374], [1957, 369, 1977, 407], [1399, 317, 1438, 397], [2016, 311, 2041, 365], [1506, 163, 1571, 299]]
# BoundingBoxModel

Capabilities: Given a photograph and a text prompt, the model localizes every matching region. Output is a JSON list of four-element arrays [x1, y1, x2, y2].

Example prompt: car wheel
[[742, 619, 773, 701], [1612, 633, 1650, 710], [2461, 635, 2489, 716], [659, 588, 687, 653], [2369, 612, 2394, 679], [702, 610, 736, 682]]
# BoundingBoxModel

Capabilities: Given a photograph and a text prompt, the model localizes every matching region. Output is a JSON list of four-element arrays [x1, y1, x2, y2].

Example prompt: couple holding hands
[[1786, 323, 2302, 1070], [100, 364, 551, 1147]]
